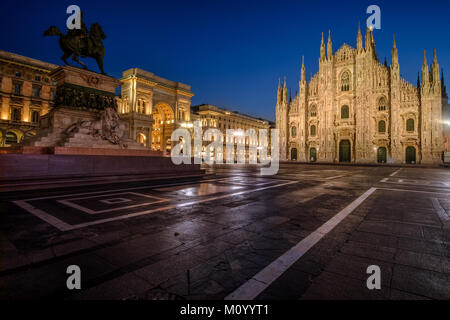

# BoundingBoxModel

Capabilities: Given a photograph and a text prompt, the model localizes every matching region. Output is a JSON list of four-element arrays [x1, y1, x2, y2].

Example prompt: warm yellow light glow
[[181, 122, 193, 128]]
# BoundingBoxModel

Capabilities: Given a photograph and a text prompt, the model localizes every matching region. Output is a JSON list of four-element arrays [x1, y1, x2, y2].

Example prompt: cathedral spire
[[365, 26, 371, 51], [283, 77, 287, 102], [277, 77, 282, 103], [327, 30, 332, 60], [370, 27, 375, 46], [356, 22, 363, 52], [300, 55, 306, 83], [432, 48, 440, 83], [320, 32, 325, 62], [390, 34, 399, 81], [422, 50, 429, 84], [391, 34, 398, 65]]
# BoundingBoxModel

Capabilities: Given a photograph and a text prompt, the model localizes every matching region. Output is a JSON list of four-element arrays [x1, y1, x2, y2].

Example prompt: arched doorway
[[339, 140, 351, 162], [290, 148, 297, 161], [5, 131, 18, 145], [377, 147, 387, 163], [151, 103, 174, 152], [136, 133, 146, 146], [310, 148, 317, 162], [405, 146, 416, 164]]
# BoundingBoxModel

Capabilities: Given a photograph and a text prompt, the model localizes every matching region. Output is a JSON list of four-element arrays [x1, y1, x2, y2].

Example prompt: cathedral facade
[[276, 25, 448, 165]]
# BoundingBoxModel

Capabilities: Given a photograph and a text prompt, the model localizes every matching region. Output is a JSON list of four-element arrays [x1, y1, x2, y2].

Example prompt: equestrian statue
[[44, 12, 107, 75]]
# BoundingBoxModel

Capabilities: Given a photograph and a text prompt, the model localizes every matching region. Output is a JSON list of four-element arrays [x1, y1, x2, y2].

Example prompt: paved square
[[1, 164, 449, 300], [57, 192, 168, 215]]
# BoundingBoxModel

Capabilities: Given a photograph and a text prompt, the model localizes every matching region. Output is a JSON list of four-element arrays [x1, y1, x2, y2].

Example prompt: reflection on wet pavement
[[155, 183, 244, 196]]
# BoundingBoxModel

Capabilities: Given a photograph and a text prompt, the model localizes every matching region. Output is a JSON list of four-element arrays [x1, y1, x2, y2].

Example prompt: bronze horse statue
[[44, 22, 107, 75]]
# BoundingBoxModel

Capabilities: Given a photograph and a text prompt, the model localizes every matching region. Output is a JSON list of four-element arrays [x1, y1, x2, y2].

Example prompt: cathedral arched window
[[378, 97, 387, 111], [341, 71, 350, 91], [310, 125, 316, 136], [378, 120, 386, 133], [291, 126, 297, 138], [310, 105, 317, 117], [406, 118, 414, 132], [341, 105, 349, 119]]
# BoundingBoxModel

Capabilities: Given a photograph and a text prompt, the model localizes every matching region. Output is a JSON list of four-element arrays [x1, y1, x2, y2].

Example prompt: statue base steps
[[24, 107, 147, 150], [0, 153, 202, 181]]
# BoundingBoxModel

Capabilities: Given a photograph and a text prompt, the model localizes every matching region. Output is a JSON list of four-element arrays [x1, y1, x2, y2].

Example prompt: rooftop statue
[[44, 11, 107, 75]]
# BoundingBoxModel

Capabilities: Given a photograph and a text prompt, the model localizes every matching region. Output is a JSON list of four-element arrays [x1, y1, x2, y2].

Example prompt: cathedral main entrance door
[[405, 146, 416, 164], [339, 140, 351, 162], [310, 148, 316, 162], [291, 148, 297, 161], [377, 147, 387, 163]]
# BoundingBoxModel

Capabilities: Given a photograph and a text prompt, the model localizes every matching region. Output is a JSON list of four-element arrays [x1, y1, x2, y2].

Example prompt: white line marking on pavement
[[13, 180, 298, 231], [19, 178, 223, 202], [12, 200, 73, 231], [390, 169, 401, 177], [57, 192, 168, 215], [225, 187, 377, 300], [324, 174, 348, 180], [376, 187, 450, 195]]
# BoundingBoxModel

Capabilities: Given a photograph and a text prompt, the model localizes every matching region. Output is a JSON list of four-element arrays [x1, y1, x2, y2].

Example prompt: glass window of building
[[341, 105, 349, 119], [31, 110, 40, 123], [32, 86, 41, 98], [13, 83, 21, 95]]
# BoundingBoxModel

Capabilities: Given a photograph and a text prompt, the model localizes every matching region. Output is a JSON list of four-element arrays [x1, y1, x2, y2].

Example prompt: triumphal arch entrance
[[116, 68, 193, 153]]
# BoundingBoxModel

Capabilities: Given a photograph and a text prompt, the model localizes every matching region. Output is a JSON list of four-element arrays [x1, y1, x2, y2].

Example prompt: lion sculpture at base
[[66, 107, 129, 148]]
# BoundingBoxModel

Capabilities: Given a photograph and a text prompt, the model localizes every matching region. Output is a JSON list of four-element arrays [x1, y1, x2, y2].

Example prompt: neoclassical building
[[0, 50, 57, 146], [191, 104, 271, 159], [116, 68, 194, 153], [276, 25, 448, 164]]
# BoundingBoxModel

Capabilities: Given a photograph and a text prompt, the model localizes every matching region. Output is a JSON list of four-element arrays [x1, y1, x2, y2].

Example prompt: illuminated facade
[[0, 50, 57, 146], [191, 104, 271, 160], [116, 68, 193, 153], [276, 25, 448, 164]]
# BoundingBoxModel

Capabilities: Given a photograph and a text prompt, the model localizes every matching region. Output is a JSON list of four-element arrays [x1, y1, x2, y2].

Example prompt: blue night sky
[[1, 0, 449, 121]]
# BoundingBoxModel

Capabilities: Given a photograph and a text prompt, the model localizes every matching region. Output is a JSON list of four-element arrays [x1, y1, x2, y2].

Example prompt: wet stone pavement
[[0, 164, 449, 300]]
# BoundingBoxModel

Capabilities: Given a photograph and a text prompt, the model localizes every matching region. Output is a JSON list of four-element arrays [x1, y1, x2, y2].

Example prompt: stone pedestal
[[24, 66, 146, 152]]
